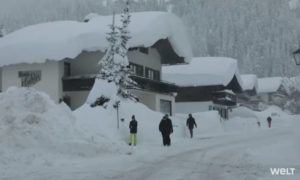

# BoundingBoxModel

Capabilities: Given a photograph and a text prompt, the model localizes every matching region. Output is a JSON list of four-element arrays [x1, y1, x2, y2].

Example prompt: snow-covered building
[[0, 12, 193, 115], [257, 77, 287, 107], [238, 74, 260, 110], [162, 57, 243, 118]]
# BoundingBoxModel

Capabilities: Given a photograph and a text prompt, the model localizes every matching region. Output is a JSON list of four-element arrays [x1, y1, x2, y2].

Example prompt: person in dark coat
[[129, 115, 138, 146], [186, 113, 197, 138], [159, 114, 173, 146], [267, 116, 272, 128]]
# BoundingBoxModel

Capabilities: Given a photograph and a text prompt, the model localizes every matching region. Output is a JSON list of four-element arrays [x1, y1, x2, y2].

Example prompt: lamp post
[[293, 47, 300, 65], [113, 100, 120, 129]]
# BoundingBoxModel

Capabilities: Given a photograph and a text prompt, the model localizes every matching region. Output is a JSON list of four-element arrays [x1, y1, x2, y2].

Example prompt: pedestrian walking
[[267, 116, 272, 128], [257, 121, 261, 127], [129, 115, 138, 146], [159, 114, 173, 146], [186, 113, 197, 138]]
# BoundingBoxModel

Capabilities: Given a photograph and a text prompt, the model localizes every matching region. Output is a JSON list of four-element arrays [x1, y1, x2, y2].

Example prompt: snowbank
[[162, 57, 242, 87], [0, 11, 192, 66], [0, 87, 77, 149], [76, 79, 189, 144], [1, 86, 298, 179], [0, 87, 123, 171]]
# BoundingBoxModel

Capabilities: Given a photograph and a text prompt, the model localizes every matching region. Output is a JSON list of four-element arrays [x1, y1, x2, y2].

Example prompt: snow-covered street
[[0, 88, 299, 180], [0, 79, 299, 180], [3, 126, 299, 180]]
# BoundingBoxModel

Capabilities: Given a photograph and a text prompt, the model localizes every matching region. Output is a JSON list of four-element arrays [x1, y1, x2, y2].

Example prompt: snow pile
[[162, 57, 242, 87], [257, 77, 282, 93], [0, 11, 192, 66], [76, 79, 188, 144], [0, 87, 77, 149], [86, 79, 119, 106], [0, 87, 123, 170]]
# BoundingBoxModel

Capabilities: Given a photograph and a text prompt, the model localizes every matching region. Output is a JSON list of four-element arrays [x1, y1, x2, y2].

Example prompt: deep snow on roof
[[162, 57, 242, 87], [257, 77, 283, 93], [0, 11, 192, 67], [241, 74, 258, 91]]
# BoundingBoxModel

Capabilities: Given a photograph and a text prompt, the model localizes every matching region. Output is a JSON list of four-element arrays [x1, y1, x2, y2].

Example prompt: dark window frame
[[64, 62, 71, 77], [129, 62, 144, 77], [145, 67, 160, 81]]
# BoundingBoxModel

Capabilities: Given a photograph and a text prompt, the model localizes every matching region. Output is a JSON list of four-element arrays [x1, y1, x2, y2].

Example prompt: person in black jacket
[[267, 116, 272, 128], [186, 113, 197, 138], [159, 114, 173, 146], [129, 115, 138, 146]]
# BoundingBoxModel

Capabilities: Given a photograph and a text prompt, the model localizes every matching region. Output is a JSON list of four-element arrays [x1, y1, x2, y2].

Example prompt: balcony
[[62, 74, 177, 93]]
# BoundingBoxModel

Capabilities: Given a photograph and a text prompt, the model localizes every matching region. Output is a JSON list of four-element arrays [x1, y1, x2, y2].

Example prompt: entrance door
[[160, 99, 172, 116]]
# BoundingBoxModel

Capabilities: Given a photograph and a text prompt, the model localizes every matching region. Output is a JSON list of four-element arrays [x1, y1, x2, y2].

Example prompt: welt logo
[[270, 168, 296, 176]]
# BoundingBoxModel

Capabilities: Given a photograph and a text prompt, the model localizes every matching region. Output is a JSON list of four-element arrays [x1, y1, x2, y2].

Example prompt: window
[[64, 62, 71, 77], [145, 67, 160, 81], [129, 63, 144, 77], [18, 70, 41, 87], [160, 99, 172, 116]]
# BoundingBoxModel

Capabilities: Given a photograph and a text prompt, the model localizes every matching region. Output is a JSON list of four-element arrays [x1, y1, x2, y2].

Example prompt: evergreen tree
[[98, 12, 118, 82], [99, 0, 137, 100], [116, 0, 137, 99]]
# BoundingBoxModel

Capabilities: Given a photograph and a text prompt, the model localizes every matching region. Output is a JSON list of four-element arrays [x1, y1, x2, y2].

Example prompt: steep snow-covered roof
[[257, 77, 283, 93], [241, 74, 258, 91], [0, 11, 192, 67], [162, 57, 242, 87]]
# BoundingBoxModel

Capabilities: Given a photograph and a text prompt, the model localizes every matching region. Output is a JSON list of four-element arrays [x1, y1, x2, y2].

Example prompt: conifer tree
[[99, 0, 137, 100], [116, 0, 137, 99]]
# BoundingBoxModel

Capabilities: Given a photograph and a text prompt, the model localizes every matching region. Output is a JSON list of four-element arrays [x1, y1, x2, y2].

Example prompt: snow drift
[[0, 87, 123, 168]]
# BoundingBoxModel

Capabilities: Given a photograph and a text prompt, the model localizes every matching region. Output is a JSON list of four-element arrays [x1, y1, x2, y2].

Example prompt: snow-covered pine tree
[[117, 0, 131, 57], [98, 12, 118, 82], [98, 0, 137, 100], [116, 0, 137, 99]]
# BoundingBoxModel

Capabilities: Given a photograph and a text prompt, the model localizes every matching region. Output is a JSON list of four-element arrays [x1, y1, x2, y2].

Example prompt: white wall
[[128, 48, 161, 72], [175, 101, 213, 114], [2, 61, 62, 103], [155, 93, 175, 115], [130, 89, 157, 111], [130, 89, 175, 115]]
